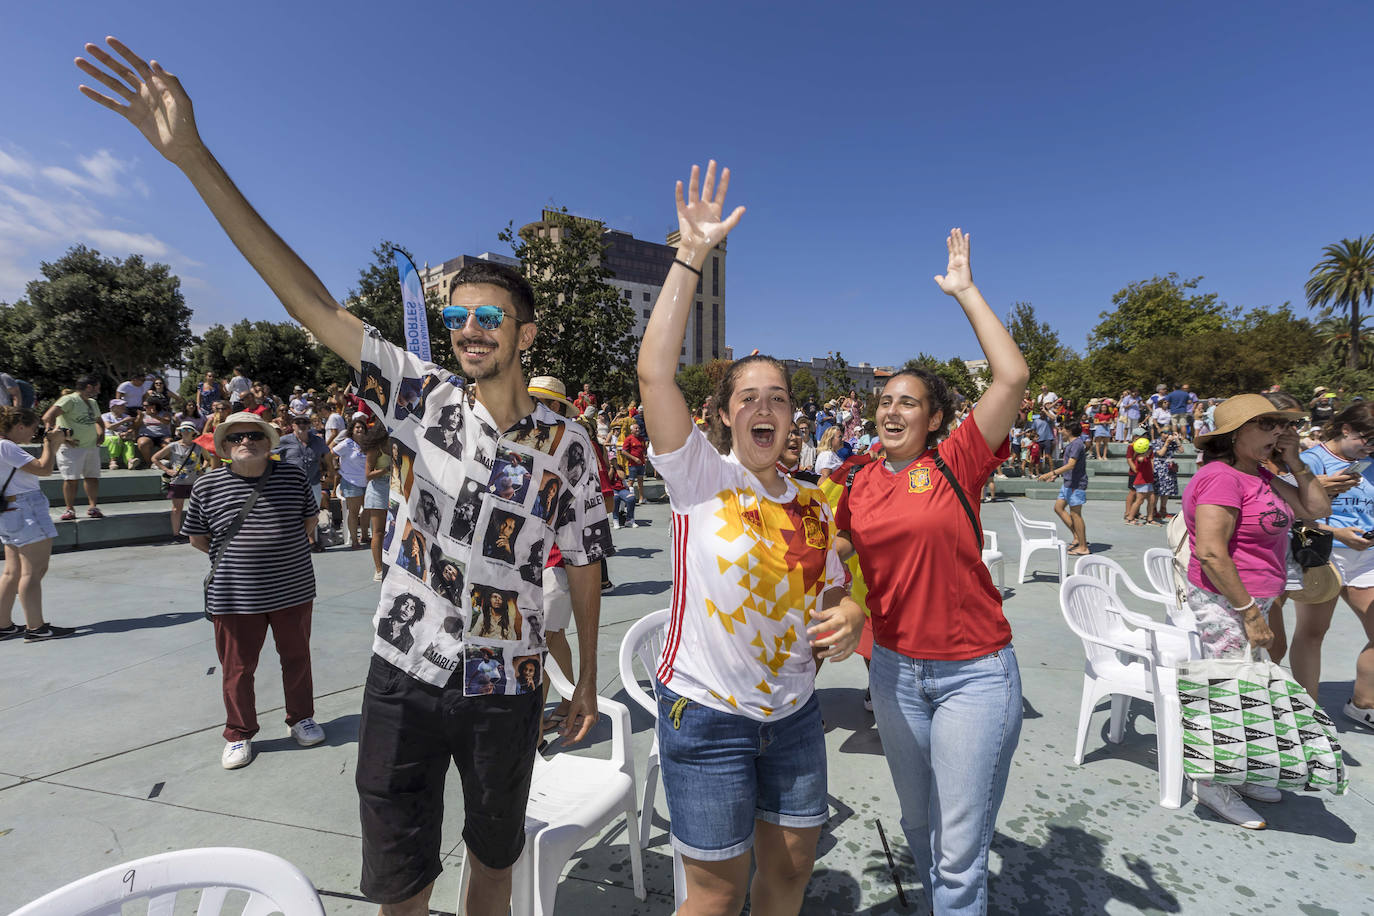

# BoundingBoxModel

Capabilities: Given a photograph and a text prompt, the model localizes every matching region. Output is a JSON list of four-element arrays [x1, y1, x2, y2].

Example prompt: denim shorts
[[655, 680, 828, 861], [363, 476, 389, 510], [1133, 483, 1154, 493], [338, 479, 366, 499], [1057, 485, 1087, 507], [0, 490, 58, 547]]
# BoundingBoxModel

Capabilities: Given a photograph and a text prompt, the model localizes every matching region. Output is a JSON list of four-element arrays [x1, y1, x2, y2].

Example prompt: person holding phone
[[1294, 402, 1374, 729]]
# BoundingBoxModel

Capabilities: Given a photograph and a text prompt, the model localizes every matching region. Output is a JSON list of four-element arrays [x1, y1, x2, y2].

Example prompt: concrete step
[[991, 478, 1186, 501], [39, 469, 166, 507], [1102, 441, 1196, 459], [47, 498, 174, 552]]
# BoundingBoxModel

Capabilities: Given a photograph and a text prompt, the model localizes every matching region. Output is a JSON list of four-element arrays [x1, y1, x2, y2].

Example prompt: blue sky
[[3, 1, 1371, 370]]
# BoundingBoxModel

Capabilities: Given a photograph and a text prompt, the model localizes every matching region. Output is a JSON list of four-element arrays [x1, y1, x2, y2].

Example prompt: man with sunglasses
[[76, 37, 612, 915], [182, 412, 324, 770]]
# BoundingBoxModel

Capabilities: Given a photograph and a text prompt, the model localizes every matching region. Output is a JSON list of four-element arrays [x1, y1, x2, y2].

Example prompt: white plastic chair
[[617, 608, 671, 850], [1060, 574, 1199, 808], [981, 529, 1006, 591], [617, 608, 686, 908], [1009, 502, 1068, 583], [1143, 546, 1198, 632], [1072, 555, 1200, 662], [458, 655, 645, 915], [12, 847, 325, 916]]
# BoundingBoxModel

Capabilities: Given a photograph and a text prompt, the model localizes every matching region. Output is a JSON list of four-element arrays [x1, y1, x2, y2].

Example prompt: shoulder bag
[[202, 463, 275, 620]]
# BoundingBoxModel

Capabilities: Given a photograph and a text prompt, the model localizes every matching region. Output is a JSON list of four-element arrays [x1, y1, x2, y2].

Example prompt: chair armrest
[[982, 530, 999, 552], [617, 647, 659, 719]]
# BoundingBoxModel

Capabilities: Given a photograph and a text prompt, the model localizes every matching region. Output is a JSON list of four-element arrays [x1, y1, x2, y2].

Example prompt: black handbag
[[1291, 522, 1334, 570]]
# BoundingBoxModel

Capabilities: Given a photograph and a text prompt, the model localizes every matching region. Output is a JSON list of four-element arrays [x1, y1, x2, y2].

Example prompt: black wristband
[[674, 259, 702, 277]]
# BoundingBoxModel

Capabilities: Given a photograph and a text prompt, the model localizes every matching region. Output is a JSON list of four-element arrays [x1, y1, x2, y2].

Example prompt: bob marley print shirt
[[357, 324, 611, 692]]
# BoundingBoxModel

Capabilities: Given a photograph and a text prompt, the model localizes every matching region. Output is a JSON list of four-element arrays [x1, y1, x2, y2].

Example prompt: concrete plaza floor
[[3, 498, 1372, 914]]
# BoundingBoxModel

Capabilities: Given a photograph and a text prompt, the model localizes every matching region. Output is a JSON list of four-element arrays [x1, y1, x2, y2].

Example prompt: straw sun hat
[[213, 411, 281, 454], [1193, 394, 1302, 446], [527, 376, 575, 417]]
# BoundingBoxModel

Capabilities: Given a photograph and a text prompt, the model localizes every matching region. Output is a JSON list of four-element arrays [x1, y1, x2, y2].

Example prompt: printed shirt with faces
[[356, 325, 612, 692], [651, 427, 847, 722]]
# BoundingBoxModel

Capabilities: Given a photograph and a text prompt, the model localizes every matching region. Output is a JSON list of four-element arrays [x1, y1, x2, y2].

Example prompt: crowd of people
[[6, 33, 1351, 916]]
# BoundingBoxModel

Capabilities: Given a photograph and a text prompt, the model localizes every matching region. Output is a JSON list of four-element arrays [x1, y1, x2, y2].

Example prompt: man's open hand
[[76, 37, 203, 166]]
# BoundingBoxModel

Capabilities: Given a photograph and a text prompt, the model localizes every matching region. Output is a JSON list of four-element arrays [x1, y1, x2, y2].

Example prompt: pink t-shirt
[[1183, 461, 1292, 599]]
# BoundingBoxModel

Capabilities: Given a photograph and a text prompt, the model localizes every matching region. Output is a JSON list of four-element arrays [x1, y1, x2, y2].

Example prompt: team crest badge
[[802, 515, 827, 550], [908, 466, 932, 494]]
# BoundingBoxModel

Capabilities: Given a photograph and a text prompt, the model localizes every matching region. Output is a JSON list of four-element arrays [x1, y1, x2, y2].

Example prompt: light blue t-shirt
[[1300, 444, 1374, 530]]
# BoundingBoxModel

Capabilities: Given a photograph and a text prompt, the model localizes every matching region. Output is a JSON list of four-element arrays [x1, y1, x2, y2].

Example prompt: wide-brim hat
[[527, 376, 575, 416], [1288, 561, 1342, 604], [213, 411, 281, 454], [1194, 394, 1303, 445]]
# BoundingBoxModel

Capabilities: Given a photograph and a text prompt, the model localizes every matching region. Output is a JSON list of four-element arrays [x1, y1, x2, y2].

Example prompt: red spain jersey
[[836, 413, 1011, 660]]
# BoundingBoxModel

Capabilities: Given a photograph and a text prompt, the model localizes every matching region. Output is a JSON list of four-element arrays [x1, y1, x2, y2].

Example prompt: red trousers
[[212, 601, 315, 741]]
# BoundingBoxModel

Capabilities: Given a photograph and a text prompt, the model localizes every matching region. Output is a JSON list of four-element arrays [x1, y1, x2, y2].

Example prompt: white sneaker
[[372, 571, 384, 582], [290, 717, 326, 747], [1235, 783, 1282, 804], [1194, 782, 1265, 829], [612, 519, 621, 530], [1343, 698, 1374, 729], [222, 739, 253, 769], [626, 520, 639, 528]]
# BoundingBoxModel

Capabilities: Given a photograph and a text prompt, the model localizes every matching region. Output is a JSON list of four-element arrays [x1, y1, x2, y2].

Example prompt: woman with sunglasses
[[332, 416, 371, 548], [1292, 402, 1374, 732], [1184, 395, 1328, 828], [0, 408, 72, 641], [638, 162, 863, 916]]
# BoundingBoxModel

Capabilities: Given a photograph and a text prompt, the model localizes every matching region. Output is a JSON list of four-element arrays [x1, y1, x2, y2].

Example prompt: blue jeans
[[869, 643, 1022, 915], [613, 488, 637, 523]]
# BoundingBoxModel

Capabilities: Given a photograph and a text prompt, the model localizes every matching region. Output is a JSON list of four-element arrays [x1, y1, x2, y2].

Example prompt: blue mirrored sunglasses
[[442, 305, 510, 331]]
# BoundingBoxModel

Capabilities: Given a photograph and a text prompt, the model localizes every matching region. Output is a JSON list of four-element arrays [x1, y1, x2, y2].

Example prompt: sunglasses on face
[[442, 305, 512, 331], [1248, 417, 1286, 432], [223, 431, 267, 444]]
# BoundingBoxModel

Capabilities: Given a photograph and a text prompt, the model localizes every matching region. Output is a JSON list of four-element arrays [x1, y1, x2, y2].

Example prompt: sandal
[[59, 509, 77, 521], [86, 508, 104, 519], [542, 702, 572, 732]]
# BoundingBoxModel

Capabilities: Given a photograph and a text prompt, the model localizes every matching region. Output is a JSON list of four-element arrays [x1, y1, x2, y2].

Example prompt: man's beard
[[459, 341, 518, 382]]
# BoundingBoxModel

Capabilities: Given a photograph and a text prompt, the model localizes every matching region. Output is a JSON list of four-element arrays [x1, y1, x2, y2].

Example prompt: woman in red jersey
[[836, 229, 1028, 916]]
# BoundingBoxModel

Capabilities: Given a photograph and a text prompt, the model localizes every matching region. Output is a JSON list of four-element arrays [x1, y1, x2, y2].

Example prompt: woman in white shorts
[[0, 408, 74, 641], [1294, 402, 1374, 729]]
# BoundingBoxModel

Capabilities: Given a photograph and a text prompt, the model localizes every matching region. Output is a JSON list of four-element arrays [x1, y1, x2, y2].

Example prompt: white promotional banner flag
[[393, 248, 432, 362]]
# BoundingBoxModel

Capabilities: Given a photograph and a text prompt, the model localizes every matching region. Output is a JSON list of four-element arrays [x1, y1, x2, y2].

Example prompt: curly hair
[[0, 406, 39, 438], [707, 355, 792, 455]]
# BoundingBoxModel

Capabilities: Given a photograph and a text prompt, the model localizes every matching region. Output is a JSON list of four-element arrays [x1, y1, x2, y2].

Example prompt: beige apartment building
[[420, 211, 726, 371]]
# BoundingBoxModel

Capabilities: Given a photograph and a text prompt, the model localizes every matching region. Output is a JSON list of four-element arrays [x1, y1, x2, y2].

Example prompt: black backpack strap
[[933, 450, 984, 552], [844, 463, 863, 491]]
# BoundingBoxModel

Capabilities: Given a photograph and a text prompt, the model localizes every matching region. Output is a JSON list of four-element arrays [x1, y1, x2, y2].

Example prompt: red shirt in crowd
[[622, 432, 646, 467], [837, 413, 1011, 661]]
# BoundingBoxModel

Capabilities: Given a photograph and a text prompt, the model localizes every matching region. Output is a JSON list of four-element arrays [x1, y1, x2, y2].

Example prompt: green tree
[[821, 351, 851, 400], [183, 319, 323, 398], [318, 241, 452, 387], [1306, 236, 1374, 370], [7, 245, 193, 400], [1089, 274, 1233, 354], [902, 353, 977, 402], [791, 367, 818, 405], [498, 209, 636, 403], [675, 364, 713, 413], [1007, 301, 1073, 385]]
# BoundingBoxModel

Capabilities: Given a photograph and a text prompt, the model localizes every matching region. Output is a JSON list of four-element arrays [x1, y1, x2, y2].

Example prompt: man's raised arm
[[76, 37, 363, 369]]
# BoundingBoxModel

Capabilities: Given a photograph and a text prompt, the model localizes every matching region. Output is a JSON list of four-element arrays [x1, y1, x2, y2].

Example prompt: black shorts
[[356, 654, 541, 904]]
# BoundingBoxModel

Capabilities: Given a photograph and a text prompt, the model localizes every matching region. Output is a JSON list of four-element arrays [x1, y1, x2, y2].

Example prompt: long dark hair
[[708, 355, 792, 455], [882, 368, 955, 447], [1322, 402, 1374, 443]]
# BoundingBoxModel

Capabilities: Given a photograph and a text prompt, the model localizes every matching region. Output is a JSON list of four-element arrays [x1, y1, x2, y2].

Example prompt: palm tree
[[1314, 314, 1374, 368], [1307, 236, 1374, 370]]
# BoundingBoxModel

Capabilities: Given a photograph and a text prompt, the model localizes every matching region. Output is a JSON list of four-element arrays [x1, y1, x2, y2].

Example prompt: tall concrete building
[[522, 212, 727, 370], [415, 212, 727, 371]]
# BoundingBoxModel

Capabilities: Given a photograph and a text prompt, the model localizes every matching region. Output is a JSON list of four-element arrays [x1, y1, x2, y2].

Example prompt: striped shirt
[[182, 462, 318, 615]]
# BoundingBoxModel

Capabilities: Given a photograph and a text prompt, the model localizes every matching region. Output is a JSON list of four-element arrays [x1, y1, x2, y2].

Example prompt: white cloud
[[0, 146, 191, 302]]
